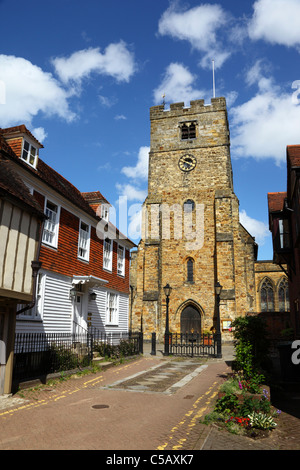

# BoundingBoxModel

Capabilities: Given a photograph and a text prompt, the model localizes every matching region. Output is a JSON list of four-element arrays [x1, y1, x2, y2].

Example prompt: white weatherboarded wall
[[16, 270, 129, 335]]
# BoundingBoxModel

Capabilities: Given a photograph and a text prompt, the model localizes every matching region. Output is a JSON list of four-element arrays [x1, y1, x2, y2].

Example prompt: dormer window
[[21, 139, 38, 168]]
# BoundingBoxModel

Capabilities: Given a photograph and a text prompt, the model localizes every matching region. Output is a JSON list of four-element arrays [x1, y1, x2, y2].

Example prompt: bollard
[[151, 332, 156, 355]]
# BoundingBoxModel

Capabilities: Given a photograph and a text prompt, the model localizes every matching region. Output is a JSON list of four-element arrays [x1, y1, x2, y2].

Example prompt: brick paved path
[[0, 353, 299, 451], [0, 356, 229, 450]]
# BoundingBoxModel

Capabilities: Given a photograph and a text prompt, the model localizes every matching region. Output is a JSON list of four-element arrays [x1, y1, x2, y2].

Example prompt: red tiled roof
[[81, 191, 109, 204], [1, 125, 44, 148], [0, 128, 99, 220], [267, 192, 286, 212], [0, 155, 45, 218]]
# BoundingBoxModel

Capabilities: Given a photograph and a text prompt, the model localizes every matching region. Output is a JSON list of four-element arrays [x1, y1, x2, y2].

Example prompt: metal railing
[[13, 330, 143, 385]]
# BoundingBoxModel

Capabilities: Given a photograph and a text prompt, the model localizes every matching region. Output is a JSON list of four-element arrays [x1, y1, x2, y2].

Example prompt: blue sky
[[1, 0, 300, 260]]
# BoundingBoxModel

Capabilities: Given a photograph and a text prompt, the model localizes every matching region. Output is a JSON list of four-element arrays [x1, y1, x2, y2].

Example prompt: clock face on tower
[[178, 154, 197, 172]]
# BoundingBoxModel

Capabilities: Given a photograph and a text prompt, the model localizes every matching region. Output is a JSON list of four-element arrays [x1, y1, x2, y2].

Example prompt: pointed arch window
[[187, 258, 194, 283], [278, 278, 290, 312], [260, 279, 274, 312]]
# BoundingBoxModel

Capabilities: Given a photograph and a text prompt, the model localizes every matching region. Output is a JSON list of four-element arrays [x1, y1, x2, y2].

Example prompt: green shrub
[[231, 316, 270, 372], [214, 393, 239, 415], [49, 344, 79, 371], [237, 396, 271, 417], [93, 338, 138, 359]]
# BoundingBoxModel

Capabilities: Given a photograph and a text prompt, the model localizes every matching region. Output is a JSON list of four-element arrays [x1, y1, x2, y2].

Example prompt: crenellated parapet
[[150, 97, 227, 120]]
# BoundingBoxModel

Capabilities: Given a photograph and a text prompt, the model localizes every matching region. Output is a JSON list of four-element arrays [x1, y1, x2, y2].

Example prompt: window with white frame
[[42, 199, 60, 247], [103, 238, 112, 271], [19, 273, 45, 319], [106, 292, 118, 325], [21, 139, 38, 167], [117, 245, 125, 276], [78, 221, 90, 261]]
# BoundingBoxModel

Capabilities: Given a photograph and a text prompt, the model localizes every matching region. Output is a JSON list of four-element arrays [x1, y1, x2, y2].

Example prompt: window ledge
[[42, 242, 58, 251], [103, 267, 112, 273], [17, 317, 43, 322]]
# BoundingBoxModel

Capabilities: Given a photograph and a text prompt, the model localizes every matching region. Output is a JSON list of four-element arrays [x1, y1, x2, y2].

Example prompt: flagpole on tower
[[212, 59, 216, 98]]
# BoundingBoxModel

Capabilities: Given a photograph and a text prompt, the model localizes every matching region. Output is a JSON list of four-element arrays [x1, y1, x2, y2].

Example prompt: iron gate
[[165, 333, 217, 357]]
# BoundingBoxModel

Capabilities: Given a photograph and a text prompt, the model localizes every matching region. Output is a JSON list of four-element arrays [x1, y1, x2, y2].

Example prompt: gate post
[[89, 332, 93, 364], [151, 332, 156, 355]]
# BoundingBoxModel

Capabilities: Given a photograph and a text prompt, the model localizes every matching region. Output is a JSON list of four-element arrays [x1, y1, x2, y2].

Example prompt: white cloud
[[121, 146, 149, 181], [158, 2, 230, 69], [248, 0, 300, 48], [245, 59, 270, 87], [117, 147, 148, 240], [0, 55, 75, 127], [239, 209, 270, 246], [32, 127, 48, 143], [52, 42, 136, 85], [114, 114, 127, 120], [116, 183, 147, 202], [153, 63, 207, 106], [230, 65, 300, 163], [98, 95, 118, 108]]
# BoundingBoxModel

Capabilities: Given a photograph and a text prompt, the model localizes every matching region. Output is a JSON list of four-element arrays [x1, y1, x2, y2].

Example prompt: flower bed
[[203, 376, 281, 438], [201, 315, 282, 439]]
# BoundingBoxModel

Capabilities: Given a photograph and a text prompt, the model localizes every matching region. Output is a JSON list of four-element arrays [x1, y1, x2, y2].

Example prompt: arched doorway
[[180, 305, 201, 334]]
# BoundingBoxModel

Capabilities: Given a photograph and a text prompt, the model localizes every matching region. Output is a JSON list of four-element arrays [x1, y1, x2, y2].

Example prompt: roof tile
[[267, 192, 286, 212]]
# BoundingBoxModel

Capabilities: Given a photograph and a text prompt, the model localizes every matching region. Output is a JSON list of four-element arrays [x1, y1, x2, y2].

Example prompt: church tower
[[130, 97, 257, 341]]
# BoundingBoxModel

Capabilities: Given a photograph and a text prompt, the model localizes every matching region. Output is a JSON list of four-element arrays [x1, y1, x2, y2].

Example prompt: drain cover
[[183, 395, 194, 399], [92, 404, 109, 409]]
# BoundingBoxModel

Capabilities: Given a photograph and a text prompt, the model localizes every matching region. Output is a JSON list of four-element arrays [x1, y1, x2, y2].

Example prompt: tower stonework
[[130, 97, 257, 341]]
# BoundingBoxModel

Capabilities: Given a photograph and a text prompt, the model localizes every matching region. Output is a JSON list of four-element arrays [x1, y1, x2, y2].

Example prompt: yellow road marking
[[157, 381, 220, 450], [0, 358, 143, 418]]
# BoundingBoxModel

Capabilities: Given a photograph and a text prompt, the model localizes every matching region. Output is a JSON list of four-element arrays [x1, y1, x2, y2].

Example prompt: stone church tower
[[130, 97, 257, 341]]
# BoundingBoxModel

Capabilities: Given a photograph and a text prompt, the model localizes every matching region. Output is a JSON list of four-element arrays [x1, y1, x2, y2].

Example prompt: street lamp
[[163, 283, 172, 355], [215, 280, 222, 358]]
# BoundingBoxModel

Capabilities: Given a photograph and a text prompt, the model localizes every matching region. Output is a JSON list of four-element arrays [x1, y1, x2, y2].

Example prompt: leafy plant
[[248, 412, 277, 430], [239, 372, 265, 394], [231, 315, 270, 372], [214, 393, 239, 414], [219, 377, 241, 395], [93, 338, 138, 359], [238, 395, 271, 417]]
